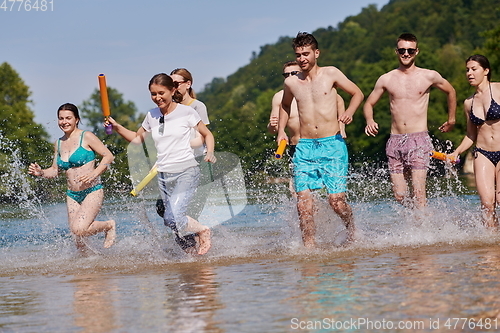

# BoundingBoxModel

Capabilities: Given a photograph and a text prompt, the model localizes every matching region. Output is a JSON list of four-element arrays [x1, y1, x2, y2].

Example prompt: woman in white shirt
[[170, 68, 209, 125], [170, 68, 210, 151], [108, 73, 216, 255]]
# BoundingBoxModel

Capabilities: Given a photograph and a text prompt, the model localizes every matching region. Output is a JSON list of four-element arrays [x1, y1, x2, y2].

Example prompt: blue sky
[[1, 0, 388, 139]]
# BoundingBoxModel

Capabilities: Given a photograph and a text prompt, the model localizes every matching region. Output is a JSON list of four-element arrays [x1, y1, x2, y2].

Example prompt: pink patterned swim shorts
[[386, 131, 433, 174]]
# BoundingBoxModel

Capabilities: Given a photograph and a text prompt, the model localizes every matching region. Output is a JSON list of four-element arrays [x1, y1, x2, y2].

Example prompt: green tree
[[79, 88, 144, 189], [0, 62, 53, 201], [198, 0, 500, 177], [479, 25, 500, 80], [0, 62, 52, 161]]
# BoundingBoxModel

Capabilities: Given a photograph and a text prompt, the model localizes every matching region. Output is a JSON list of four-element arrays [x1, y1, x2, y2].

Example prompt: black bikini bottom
[[474, 147, 500, 166]]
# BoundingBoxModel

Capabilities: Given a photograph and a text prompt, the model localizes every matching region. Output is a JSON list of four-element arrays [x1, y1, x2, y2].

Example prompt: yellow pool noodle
[[130, 165, 158, 196], [275, 140, 287, 159]]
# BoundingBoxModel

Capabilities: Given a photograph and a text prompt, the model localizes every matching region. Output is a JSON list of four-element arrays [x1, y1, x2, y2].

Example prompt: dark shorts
[[287, 145, 297, 159], [386, 131, 433, 174]]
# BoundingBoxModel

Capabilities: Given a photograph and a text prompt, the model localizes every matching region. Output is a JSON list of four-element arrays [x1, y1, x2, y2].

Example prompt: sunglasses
[[282, 71, 299, 78], [397, 48, 417, 55], [159, 116, 164, 135]]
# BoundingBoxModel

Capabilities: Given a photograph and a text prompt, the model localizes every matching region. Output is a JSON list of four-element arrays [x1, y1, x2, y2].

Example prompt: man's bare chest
[[387, 77, 431, 99]]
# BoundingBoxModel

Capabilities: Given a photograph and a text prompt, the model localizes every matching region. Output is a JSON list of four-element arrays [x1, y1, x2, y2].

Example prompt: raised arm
[[336, 93, 347, 138], [28, 142, 60, 179], [363, 76, 386, 136], [80, 131, 115, 183], [267, 90, 283, 135], [277, 83, 293, 144], [197, 122, 217, 163], [432, 72, 457, 132], [449, 99, 476, 161], [334, 68, 364, 124], [107, 116, 147, 144]]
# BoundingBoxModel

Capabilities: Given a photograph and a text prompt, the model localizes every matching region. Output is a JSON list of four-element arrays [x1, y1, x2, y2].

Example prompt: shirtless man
[[269, 61, 347, 196], [268, 61, 347, 151], [277, 32, 364, 248], [364, 33, 456, 209], [268, 61, 302, 157]]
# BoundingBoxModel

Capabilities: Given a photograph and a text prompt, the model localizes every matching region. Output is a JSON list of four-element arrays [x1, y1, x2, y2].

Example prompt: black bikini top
[[469, 83, 500, 126]]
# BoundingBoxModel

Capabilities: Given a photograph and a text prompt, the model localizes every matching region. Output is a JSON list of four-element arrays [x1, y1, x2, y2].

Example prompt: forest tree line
[[0, 0, 499, 201], [198, 0, 500, 174]]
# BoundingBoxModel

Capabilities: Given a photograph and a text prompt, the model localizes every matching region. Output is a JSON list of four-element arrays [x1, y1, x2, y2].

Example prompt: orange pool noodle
[[98, 74, 111, 117], [430, 151, 459, 164]]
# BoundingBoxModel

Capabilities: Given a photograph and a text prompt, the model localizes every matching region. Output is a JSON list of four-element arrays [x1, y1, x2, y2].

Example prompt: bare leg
[[495, 165, 500, 230], [104, 220, 116, 248], [74, 235, 90, 255], [296, 190, 315, 248], [411, 169, 428, 210], [67, 189, 116, 248], [390, 173, 411, 208], [474, 154, 498, 229], [328, 192, 355, 244], [480, 205, 497, 229], [186, 216, 211, 255], [288, 179, 297, 199]]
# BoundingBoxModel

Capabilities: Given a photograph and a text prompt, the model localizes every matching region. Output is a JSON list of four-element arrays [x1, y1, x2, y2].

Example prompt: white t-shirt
[[187, 99, 209, 157], [187, 99, 209, 125], [142, 104, 202, 173]]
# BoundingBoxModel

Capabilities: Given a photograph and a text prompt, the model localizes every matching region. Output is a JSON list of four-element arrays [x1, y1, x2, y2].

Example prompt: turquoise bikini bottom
[[66, 184, 103, 204]]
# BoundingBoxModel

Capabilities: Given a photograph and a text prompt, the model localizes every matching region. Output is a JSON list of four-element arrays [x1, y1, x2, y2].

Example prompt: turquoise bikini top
[[57, 131, 95, 170]]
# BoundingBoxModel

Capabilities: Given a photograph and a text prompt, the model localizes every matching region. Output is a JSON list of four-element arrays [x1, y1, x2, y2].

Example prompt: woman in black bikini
[[450, 55, 500, 229]]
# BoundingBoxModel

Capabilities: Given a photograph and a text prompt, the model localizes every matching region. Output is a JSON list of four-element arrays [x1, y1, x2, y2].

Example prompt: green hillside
[[198, 0, 500, 177]]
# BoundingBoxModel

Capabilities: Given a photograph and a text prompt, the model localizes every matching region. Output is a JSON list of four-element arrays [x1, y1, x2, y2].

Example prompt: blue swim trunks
[[293, 134, 348, 194]]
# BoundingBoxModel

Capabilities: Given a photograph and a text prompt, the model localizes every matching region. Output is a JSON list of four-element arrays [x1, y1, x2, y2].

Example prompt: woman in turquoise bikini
[[28, 103, 116, 250]]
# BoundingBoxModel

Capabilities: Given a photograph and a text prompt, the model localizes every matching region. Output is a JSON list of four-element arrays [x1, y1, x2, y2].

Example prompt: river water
[[2, 162, 500, 333]]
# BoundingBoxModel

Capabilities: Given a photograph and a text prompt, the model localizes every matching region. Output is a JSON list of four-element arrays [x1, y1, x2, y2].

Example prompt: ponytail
[[173, 90, 183, 103]]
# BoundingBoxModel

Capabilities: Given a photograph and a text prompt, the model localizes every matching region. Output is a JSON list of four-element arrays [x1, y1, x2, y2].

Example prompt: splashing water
[[2, 136, 500, 333], [0, 134, 49, 219], [0, 131, 495, 276]]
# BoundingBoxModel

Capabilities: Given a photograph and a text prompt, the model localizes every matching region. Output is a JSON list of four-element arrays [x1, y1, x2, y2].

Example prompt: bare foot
[[486, 224, 499, 232], [196, 228, 211, 255], [347, 227, 356, 241], [342, 227, 359, 247], [340, 235, 355, 247], [185, 246, 198, 256], [75, 236, 91, 256], [104, 220, 116, 248], [303, 239, 316, 249], [484, 216, 499, 230]]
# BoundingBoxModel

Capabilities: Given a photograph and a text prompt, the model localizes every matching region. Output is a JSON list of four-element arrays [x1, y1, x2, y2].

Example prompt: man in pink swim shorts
[[364, 33, 457, 209], [386, 131, 434, 174]]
